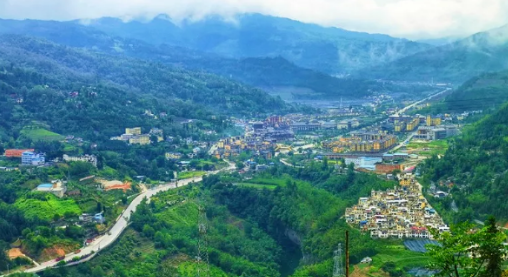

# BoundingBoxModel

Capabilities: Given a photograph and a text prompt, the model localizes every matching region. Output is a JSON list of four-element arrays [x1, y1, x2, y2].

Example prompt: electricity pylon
[[196, 196, 210, 277], [333, 243, 346, 277]]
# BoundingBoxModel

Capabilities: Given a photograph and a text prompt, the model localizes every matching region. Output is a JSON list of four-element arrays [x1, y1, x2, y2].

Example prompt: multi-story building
[[290, 122, 321, 133], [129, 134, 151, 145], [416, 125, 459, 141], [406, 117, 420, 131], [338, 119, 360, 130], [63, 154, 98, 167], [426, 115, 442, 127], [149, 128, 164, 142], [324, 131, 397, 154], [21, 151, 45, 166], [165, 153, 183, 160], [125, 127, 142, 135]]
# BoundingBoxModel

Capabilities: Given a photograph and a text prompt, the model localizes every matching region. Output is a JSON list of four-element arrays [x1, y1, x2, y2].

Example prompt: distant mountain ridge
[[77, 13, 431, 74], [357, 24, 508, 83], [0, 17, 392, 99]]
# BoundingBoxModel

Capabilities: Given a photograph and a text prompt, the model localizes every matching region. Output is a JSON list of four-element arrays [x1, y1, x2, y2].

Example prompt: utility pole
[[346, 230, 350, 277]]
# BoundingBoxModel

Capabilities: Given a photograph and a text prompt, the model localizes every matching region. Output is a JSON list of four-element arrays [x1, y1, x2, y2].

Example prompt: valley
[[1, 5, 508, 277]]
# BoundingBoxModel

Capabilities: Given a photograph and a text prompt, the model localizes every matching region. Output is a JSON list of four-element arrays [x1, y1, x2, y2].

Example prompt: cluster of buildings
[[79, 212, 105, 224], [386, 114, 441, 133], [212, 116, 297, 159], [5, 149, 46, 166], [384, 114, 460, 141], [345, 174, 448, 239], [324, 131, 398, 153], [110, 127, 164, 145], [211, 135, 274, 160], [337, 119, 361, 130], [63, 154, 98, 167], [290, 118, 362, 133]]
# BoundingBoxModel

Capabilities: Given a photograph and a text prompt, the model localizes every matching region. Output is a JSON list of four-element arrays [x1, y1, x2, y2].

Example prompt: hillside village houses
[[63, 154, 98, 167], [110, 127, 164, 145], [21, 151, 46, 166], [345, 173, 448, 239], [36, 180, 67, 198]]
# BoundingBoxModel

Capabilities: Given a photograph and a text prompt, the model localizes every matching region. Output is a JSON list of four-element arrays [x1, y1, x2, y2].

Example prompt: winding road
[[19, 162, 236, 275]]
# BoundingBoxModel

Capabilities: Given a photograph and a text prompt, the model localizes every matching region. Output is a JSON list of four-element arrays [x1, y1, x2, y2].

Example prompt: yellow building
[[129, 135, 150, 145], [426, 116, 442, 127], [394, 123, 404, 132], [217, 140, 225, 148], [165, 153, 182, 160], [125, 127, 142, 135], [406, 118, 419, 131]]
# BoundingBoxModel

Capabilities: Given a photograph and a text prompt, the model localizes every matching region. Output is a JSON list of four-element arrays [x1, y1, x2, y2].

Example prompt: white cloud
[[0, 0, 507, 39]]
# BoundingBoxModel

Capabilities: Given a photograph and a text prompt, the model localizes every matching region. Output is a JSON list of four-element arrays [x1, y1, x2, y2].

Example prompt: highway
[[391, 131, 417, 152], [395, 88, 451, 116], [20, 162, 236, 274], [387, 88, 451, 153]]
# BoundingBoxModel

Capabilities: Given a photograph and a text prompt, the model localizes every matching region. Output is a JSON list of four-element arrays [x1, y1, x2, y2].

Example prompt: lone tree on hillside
[[427, 216, 507, 277]]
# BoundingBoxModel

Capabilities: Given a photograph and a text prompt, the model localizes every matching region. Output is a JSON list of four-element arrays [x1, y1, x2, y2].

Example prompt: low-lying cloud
[[0, 0, 507, 39]]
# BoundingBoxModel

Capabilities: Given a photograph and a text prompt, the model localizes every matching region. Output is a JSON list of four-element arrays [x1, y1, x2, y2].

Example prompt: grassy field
[[177, 261, 230, 277], [156, 202, 198, 227], [236, 183, 277, 190], [368, 243, 431, 274], [246, 176, 290, 186], [20, 127, 63, 142], [178, 171, 206, 180], [407, 139, 449, 156], [15, 193, 81, 220]]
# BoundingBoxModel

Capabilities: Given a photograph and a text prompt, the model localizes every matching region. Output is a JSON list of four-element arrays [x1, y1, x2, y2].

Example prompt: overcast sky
[[0, 0, 507, 39]]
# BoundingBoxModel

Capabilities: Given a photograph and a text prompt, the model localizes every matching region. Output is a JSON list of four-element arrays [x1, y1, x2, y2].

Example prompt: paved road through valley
[[20, 162, 236, 275]]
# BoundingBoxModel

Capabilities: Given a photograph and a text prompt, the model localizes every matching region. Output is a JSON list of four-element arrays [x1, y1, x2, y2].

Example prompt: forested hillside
[[413, 71, 508, 114], [358, 24, 508, 83], [444, 71, 508, 111], [0, 18, 391, 99], [78, 14, 431, 74], [0, 34, 289, 117], [420, 101, 508, 222]]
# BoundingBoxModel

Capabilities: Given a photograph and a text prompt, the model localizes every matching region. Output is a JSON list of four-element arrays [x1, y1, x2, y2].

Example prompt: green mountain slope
[[0, 18, 386, 99], [0, 34, 288, 117], [417, 71, 508, 112], [80, 14, 431, 74], [358, 25, 508, 83], [420, 99, 508, 222], [445, 71, 508, 110]]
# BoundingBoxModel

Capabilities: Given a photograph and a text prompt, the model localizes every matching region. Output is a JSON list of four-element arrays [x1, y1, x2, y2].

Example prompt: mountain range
[[0, 13, 507, 102], [80, 14, 431, 74], [359, 24, 508, 83], [0, 17, 397, 99]]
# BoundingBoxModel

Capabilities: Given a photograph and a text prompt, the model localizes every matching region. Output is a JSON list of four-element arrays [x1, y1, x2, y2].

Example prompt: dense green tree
[[427, 217, 507, 277]]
